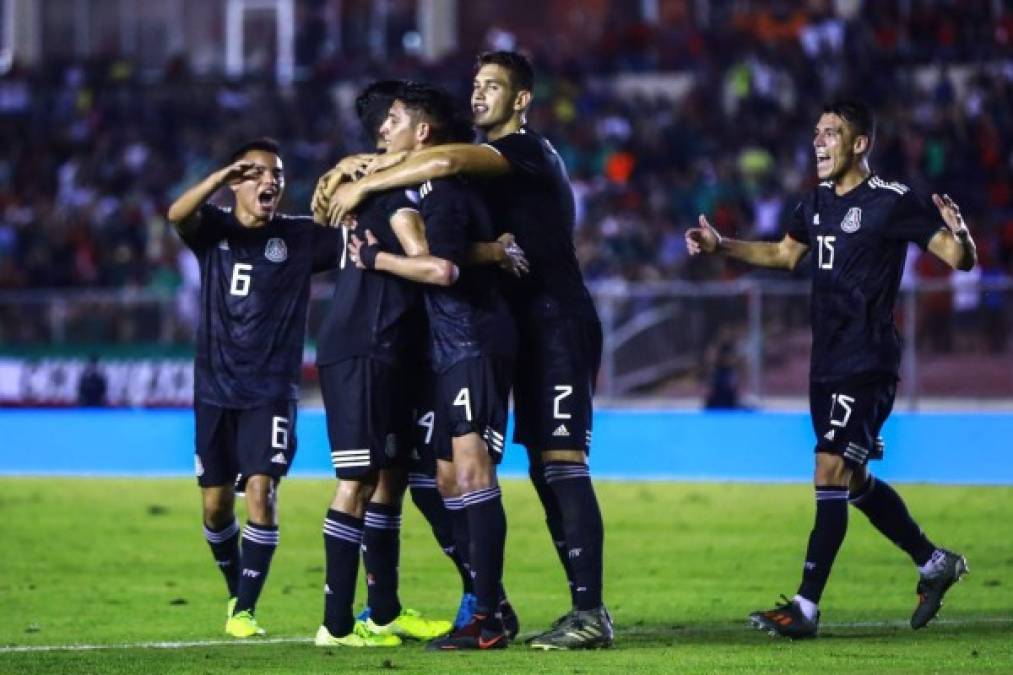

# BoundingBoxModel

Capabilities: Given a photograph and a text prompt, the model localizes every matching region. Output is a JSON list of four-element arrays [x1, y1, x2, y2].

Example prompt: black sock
[[850, 475, 936, 566], [797, 485, 849, 605], [234, 523, 278, 614], [363, 502, 402, 625], [530, 462, 576, 606], [204, 519, 241, 598], [323, 509, 363, 637], [443, 496, 475, 594], [410, 474, 472, 594], [544, 461, 604, 611], [462, 486, 507, 626]]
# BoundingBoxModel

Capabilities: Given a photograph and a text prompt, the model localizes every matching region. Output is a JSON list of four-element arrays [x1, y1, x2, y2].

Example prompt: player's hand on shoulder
[[685, 214, 721, 255], [363, 150, 408, 176], [931, 193, 969, 236], [335, 153, 377, 179], [328, 181, 366, 227], [497, 233, 530, 277]]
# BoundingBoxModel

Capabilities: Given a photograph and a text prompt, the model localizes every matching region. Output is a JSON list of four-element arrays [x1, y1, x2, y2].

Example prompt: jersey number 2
[[230, 263, 252, 296]]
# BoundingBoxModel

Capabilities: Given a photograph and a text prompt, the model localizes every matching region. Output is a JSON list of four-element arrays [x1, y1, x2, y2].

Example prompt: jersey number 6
[[230, 263, 252, 297]]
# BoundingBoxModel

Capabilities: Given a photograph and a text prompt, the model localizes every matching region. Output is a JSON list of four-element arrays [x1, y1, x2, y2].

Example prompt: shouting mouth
[[257, 187, 278, 211]]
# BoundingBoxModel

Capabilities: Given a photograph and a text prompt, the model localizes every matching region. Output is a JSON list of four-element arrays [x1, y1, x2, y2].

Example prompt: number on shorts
[[417, 410, 435, 445], [271, 416, 289, 449], [453, 387, 472, 422], [553, 385, 573, 420], [230, 263, 252, 296], [829, 393, 854, 428]]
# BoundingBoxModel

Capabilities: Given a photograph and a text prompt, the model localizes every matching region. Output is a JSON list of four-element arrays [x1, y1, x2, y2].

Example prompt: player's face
[[380, 100, 420, 153], [813, 113, 863, 181], [232, 150, 285, 221], [472, 64, 520, 129]]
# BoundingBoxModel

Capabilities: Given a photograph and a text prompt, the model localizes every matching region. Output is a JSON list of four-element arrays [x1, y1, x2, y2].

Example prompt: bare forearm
[[374, 252, 458, 286], [718, 238, 795, 270], [466, 241, 504, 266], [167, 169, 227, 228], [358, 154, 455, 198]]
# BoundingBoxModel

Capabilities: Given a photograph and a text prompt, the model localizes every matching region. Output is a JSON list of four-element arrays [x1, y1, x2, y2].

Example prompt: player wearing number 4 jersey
[[168, 138, 340, 638], [686, 100, 976, 639]]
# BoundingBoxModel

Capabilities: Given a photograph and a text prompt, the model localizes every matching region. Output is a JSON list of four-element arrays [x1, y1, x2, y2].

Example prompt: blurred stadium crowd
[[1, 0, 1011, 325]]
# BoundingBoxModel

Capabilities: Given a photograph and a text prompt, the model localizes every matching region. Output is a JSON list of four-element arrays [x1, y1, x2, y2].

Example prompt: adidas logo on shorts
[[270, 452, 288, 465], [552, 424, 570, 437]]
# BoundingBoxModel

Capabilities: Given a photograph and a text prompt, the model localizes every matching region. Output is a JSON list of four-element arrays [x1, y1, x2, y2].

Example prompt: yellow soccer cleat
[[227, 597, 237, 619], [314, 621, 402, 647], [225, 609, 266, 638], [366, 608, 452, 640]]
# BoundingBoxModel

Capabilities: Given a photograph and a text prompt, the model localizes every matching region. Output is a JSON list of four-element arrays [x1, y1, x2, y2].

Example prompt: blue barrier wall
[[1, 408, 1010, 484]]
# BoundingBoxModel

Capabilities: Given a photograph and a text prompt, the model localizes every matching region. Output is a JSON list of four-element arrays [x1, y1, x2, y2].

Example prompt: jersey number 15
[[817, 235, 835, 270]]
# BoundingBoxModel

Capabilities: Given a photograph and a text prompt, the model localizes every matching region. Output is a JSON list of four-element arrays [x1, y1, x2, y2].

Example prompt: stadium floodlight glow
[[224, 0, 294, 84]]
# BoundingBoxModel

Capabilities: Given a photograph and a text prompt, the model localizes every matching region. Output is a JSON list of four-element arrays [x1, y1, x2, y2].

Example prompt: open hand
[[497, 233, 530, 277]]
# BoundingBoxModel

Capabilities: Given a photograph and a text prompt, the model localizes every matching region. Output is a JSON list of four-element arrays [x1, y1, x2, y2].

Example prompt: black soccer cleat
[[499, 599, 520, 641], [748, 596, 819, 639], [426, 613, 508, 651], [528, 606, 614, 650], [911, 549, 969, 630]]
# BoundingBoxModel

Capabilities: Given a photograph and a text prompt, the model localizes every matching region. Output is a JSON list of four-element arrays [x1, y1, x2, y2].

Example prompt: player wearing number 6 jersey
[[168, 138, 340, 638], [686, 100, 976, 639]]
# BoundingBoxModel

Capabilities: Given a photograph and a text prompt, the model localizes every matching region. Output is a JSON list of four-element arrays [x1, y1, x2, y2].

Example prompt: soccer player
[[346, 83, 518, 650], [167, 138, 339, 638], [312, 82, 523, 648], [326, 51, 613, 651], [685, 100, 976, 639]]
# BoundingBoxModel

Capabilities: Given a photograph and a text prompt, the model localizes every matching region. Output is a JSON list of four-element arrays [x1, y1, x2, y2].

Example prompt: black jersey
[[481, 127, 598, 321], [179, 204, 339, 408], [419, 176, 517, 372], [316, 189, 423, 366], [787, 175, 946, 382]]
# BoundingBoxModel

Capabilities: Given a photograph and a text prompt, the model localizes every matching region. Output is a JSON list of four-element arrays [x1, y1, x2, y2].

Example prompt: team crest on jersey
[[264, 237, 287, 263], [840, 207, 862, 234]]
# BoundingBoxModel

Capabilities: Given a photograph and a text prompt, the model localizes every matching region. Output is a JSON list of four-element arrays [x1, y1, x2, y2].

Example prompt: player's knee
[[455, 459, 494, 494], [201, 487, 235, 527], [541, 449, 587, 464], [814, 452, 852, 485], [849, 465, 871, 494], [435, 468, 458, 498], [372, 468, 407, 506], [331, 476, 377, 514], [243, 475, 277, 524]]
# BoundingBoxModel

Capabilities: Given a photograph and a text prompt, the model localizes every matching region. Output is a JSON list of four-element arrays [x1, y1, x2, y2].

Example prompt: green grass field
[[2, 478, 1011, 673]]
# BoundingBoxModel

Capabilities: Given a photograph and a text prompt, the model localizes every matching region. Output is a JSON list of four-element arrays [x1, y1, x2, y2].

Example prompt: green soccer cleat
[[911, 549, 969, 629], [225, 609, 266, 638], [528, 606, 614, 650], [365, 608, 452, 640], [314, 621, 402, 647]]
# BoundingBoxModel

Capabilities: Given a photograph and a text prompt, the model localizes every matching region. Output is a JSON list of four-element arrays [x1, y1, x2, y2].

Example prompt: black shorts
[[408, 368, 446, 478], [513, 315, 602, 453], [810, 374, 896, 468], [195, 399, 296, 489], [435, 356, 512, 463], [320, 358, 411, 479]]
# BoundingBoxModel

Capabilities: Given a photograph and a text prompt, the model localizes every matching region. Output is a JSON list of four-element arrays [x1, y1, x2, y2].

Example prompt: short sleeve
[[177, 203, 231, 252], [311, 223, 344, 272], [786, 200, 810, 246], [486, 132, 548, 178], [883, 191, 946, 250], [421, 182, 469, 265]]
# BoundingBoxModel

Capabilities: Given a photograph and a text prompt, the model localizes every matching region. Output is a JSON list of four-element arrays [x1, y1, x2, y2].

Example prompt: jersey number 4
[[817, 235, 835, 270], [230, 263, 252, 296]]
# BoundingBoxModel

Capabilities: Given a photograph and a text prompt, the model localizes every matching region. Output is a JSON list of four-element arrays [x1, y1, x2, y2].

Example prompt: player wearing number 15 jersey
[[686, 100, 976, 639], [168, 138, 339, 639]]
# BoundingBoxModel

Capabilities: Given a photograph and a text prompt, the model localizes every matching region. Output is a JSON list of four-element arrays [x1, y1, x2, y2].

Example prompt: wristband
[[359, 242, 382, 269]]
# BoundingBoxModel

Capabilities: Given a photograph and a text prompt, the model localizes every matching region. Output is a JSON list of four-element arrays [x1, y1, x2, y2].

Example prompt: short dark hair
[[228, 137, 281, 163], [823, 99, 876, 149], [355, 80, 408, 140], [398, 82, 469, 144], [476, 50, 534, 92]]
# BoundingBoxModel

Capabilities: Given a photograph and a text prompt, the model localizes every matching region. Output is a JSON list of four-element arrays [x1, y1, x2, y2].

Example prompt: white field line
[[2, 616, 1011, 654]]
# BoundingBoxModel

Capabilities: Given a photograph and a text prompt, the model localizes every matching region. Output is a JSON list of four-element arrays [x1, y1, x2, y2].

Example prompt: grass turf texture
[[2, 478, 1011, 673]]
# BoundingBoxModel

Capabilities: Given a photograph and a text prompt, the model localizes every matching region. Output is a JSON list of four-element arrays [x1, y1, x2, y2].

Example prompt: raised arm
[[167, 160, 256, 235], [925, 194, 977, 272], [327, 144, 511, 224], [686, 215, 809, 271]]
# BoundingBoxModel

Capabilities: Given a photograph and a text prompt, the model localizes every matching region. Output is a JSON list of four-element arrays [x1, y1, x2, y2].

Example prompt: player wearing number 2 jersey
[[686, 100, 976, 639], [168, 138, 340, 639]]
